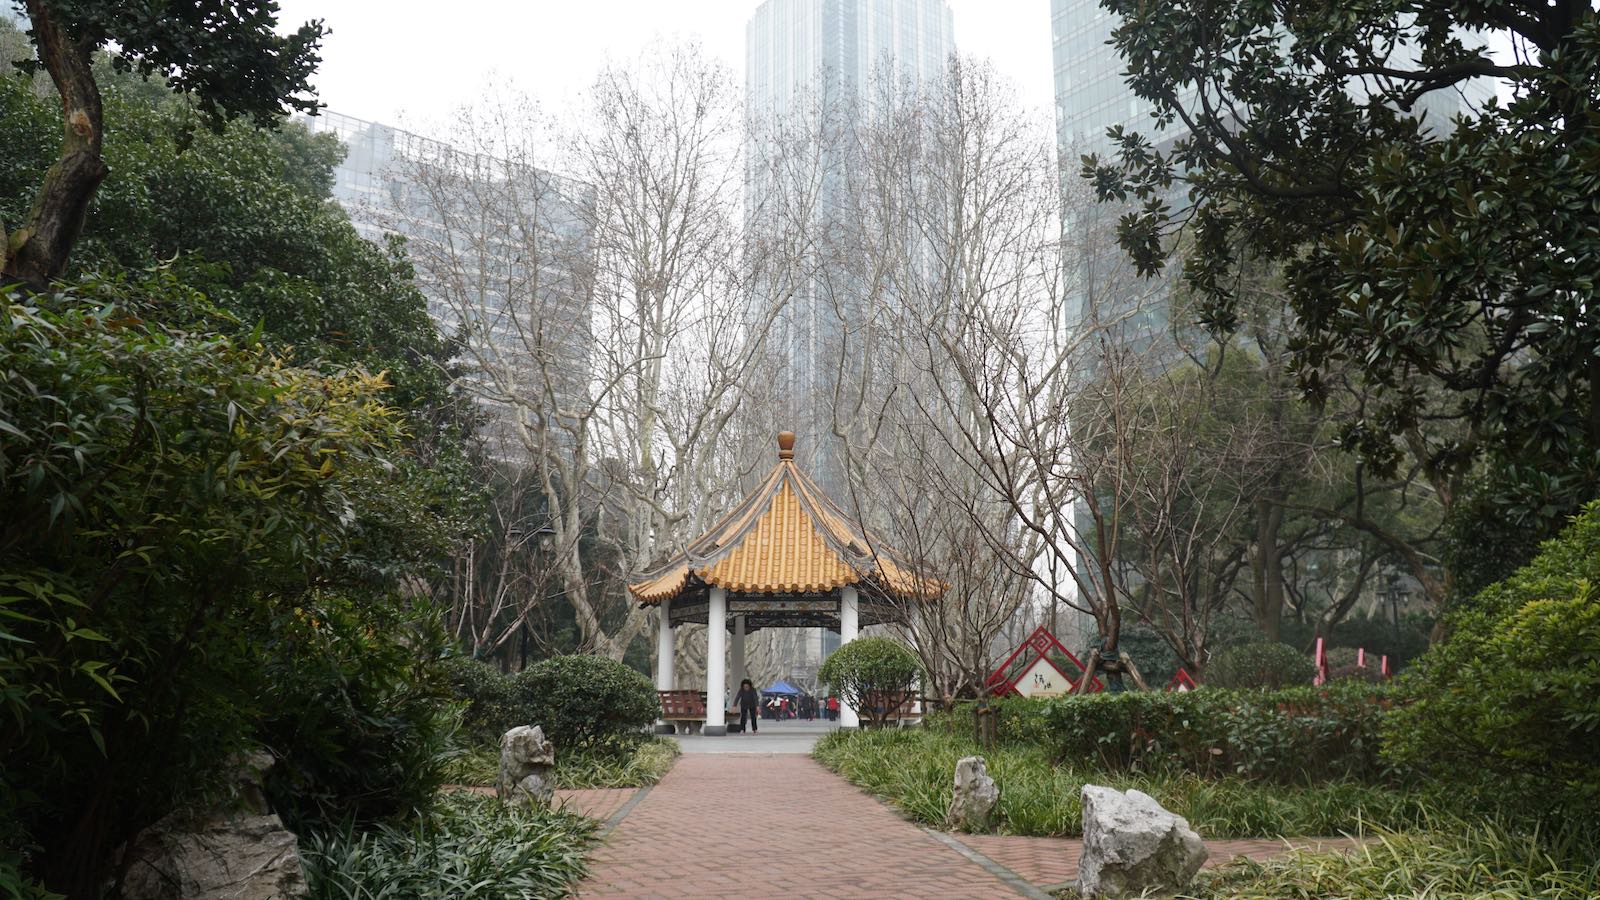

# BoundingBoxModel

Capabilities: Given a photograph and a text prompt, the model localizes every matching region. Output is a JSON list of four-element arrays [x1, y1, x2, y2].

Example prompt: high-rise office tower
[[744, 0, 953, 678], [1050, 0, 1195, 160], [745, 0, 954, 498], [304, 111, 595, 462], [1049, 0, 1495, 353]]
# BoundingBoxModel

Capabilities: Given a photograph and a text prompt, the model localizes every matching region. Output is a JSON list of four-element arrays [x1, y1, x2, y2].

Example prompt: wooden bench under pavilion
[[628, 432, 943, 735]]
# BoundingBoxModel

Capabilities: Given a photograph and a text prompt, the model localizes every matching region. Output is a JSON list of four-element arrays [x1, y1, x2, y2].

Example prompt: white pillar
[[839, 585, 860, 728], [908, 610, 923, 716], [731, 615, 747, 689], [655, 598, 674, 690], [705, 586, 728, 735]]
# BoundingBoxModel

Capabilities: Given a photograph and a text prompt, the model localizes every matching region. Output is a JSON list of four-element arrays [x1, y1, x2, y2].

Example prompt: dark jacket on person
[[735, 686, 760, 710]]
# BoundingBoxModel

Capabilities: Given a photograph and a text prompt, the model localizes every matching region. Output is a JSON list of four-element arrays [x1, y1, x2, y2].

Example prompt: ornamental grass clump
[[556, 738, 680, 789], [301, 792, 598, 900], [813, 728, 1423, 839], [1191, 819, 1600, 899]]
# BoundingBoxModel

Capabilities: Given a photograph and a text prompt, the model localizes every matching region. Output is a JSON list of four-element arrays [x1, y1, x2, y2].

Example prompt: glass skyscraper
[[1051, 0, 1494, 165], [745, 0, 954, 500], [1050, 0, 1196, 159], [744, 0, 953, 681]]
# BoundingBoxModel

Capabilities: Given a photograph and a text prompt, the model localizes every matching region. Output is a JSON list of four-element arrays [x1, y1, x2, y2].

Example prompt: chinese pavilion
[[628, 432, 943, 734]]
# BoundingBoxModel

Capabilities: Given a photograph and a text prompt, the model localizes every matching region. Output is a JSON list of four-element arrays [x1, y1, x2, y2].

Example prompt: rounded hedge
[[1205, 641, 1316, 689], [440, 655, 518, 741], [513, 655, 660, 753], [818, 636, 921, 728], [1384, 500, 1600, 825]]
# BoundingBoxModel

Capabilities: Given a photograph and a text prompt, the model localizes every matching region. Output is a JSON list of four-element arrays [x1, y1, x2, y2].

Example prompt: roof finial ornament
[[777, 431, 796, 460]]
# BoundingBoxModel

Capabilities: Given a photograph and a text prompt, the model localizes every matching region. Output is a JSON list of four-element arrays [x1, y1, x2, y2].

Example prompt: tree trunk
[[4, 2, 108, 285], [1250, 497, 1285, 642], [1093, 510, 1121, 655]]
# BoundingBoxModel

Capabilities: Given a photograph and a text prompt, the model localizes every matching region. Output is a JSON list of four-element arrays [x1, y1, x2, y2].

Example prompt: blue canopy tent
[[763, 680, 804, 695]]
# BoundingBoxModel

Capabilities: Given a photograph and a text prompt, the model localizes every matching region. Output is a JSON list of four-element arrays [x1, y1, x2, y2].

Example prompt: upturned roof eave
[[625, 435, 945, 605]]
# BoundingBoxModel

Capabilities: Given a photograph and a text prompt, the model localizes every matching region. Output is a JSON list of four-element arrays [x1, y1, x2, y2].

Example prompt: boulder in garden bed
[[1077, 785, 1206, 898], [945, 755, 1000, 831], [497, 725, 556, 810], [118, 750, 307, 899]]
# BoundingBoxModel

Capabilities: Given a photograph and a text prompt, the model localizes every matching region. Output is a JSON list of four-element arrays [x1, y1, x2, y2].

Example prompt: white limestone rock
[[119, 750, 307, 900], [1078, 785, 1207, 898], [496, 725, 556, 809], [121, 813, 307, 900], [945, 755, 1000, 831]]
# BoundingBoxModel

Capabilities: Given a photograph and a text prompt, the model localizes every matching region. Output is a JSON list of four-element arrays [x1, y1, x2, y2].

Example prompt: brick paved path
[[955, 833, 1362, 894], [577, 754, 1361, 899], [554, 788, 637, 823], [580, 754, 1026, 898]]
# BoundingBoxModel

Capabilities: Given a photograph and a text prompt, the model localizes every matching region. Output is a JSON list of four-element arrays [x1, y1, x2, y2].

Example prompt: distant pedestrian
[[735, 678, 760, 734], [826, 695, 839, 721]]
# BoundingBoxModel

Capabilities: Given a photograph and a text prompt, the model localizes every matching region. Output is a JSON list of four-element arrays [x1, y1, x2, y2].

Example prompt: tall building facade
[[744, 0, 953, 675], [1050, 0, 1194, 160], [304, 111, 595, 461], [745, 0, 954, 498]]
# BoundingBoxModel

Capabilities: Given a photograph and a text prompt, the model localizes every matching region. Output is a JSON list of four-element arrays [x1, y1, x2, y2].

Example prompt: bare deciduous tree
[[397, 46, 792, 661]]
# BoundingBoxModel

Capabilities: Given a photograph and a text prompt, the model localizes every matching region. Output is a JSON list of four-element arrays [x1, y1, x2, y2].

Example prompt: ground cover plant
[[301, 791, 598, 900], [443, 737, 679, 790], [813, 728, 1424, 839], [1184, 820, 1600, 900]]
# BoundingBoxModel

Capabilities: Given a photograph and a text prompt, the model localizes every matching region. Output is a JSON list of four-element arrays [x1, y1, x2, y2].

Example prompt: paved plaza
[[667, 718, 837, 755], [576, 749, 1354, 898]]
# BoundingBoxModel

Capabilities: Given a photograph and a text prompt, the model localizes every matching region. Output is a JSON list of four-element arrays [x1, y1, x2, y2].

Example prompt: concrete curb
[[922, 829, 1057, 900]]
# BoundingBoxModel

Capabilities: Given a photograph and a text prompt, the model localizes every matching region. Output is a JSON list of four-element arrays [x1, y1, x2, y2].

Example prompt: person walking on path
[[735, 678, 760, 734]]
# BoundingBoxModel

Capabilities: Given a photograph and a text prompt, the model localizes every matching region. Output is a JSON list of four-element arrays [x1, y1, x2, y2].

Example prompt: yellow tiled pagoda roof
[[627, 433, 944, 605]]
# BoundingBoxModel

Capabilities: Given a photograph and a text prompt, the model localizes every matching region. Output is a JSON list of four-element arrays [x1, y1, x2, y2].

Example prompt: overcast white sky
[[273, 1, 1056, 137]]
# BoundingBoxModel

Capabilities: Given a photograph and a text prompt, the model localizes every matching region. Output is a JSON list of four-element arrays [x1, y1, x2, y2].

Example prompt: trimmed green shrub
[[990, 695, 1052, 744], [929, 696, 1053, 746], [1206, 641, 1316, 689], [1384, 500, 1600, 825], [301, 791, 597, 899], [513, 655, 660, 753], [1044, 684, 1391, 782], [440, 655, 518, 742], [818, 636, 921, 728]]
